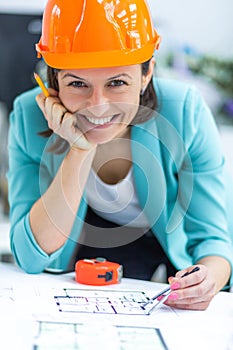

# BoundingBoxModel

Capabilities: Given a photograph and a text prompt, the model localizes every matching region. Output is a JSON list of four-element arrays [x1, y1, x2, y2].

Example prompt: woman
[[8, 0, 233, 310]]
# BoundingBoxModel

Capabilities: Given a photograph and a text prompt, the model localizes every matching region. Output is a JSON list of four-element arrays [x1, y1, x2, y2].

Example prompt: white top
[[85, 168, 149, 228]]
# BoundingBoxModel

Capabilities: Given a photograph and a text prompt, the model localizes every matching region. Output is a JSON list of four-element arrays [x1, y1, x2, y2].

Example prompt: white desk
[[0, 262, 233, 350]]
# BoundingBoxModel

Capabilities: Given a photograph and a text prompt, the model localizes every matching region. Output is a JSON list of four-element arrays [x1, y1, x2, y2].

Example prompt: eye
[[68, 80, 87, 88], [108, 79, 128, 87]]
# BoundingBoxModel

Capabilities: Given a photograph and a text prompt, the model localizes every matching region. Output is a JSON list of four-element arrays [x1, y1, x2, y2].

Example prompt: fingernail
[[157, 295, 165, 301], [171, 282, 180, 290], [168, 293, 179, 300], [168, 277, 174, 284]]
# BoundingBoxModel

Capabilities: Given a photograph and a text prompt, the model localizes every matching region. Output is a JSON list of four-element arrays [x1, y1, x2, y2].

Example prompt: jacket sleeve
[[177, 86, 233, 282], [7, 93, 64, 273]]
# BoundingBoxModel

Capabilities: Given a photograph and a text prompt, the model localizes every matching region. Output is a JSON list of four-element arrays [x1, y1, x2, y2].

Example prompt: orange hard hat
[[36, 0, 161, 69]]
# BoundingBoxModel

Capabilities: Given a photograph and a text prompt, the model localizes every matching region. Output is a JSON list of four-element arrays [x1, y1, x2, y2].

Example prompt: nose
[[86, 88, 110, 117]]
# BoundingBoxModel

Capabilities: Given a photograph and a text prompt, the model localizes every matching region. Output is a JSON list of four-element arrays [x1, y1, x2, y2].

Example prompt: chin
[[87, 135, 114, 145], [86, 128, 123, 145]]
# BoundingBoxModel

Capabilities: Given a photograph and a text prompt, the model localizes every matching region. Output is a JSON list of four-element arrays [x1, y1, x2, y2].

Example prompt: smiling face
[[57, 64, 152, 145]]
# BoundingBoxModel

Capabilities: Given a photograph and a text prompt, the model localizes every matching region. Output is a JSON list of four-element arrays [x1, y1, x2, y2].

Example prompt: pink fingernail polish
[[171, 282, 180, 290], [168, 293, 179, 300]]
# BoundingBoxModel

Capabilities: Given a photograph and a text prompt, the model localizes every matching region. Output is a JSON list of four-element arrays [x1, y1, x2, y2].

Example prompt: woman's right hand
[[36, 88, 93, 151]]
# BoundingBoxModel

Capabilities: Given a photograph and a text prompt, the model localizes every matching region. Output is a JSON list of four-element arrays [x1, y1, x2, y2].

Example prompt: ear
[[141, 57, 155, 91]]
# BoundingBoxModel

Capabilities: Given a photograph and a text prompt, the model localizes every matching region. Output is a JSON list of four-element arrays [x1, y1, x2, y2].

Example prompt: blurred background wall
[[147, 0, 233, 59]]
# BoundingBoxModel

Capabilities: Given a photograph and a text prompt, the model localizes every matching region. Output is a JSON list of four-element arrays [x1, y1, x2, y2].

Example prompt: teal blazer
[[7, 78, 233, 286]]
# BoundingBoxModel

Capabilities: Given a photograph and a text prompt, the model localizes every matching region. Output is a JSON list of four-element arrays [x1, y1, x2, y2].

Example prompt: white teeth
[[85, 116, 113, 125]]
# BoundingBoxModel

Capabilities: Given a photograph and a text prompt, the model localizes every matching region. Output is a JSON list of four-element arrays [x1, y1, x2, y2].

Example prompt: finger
[[35, 88, 59, 117], [165, 289, 212, 307], [47, 87, 59, 97], [71, 117, 93, 150], [44, 97, 64, 130], [63, 114, 93, 150], [164, 299, 211, 311], [51, 103, 67, 132], [58, 112, 84, 146], [172, 265, 202, 279], [57, 112, 76, 141], [169, 266, 206, 290], [52, 111, 93, 150], [166, 279, 215, 307]]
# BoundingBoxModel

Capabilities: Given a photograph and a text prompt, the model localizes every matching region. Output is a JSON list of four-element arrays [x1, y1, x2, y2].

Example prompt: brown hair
[[39, 59, 158, 153]]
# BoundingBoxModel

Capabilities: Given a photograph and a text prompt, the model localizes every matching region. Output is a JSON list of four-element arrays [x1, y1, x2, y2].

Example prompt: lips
[[84, 115, 114, 125], [79, 113, 121, 127]]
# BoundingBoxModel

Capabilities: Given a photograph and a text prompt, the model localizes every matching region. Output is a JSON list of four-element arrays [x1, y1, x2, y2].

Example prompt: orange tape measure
[[75, 257, 123, 286]]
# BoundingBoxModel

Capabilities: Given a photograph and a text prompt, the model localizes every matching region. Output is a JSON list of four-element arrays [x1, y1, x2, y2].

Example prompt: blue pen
[[142, 266, 200, 309]]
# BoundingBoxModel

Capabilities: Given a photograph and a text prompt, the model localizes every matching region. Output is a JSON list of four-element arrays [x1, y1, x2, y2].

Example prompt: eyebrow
[[61, 73, 133, 81], [62, 73, 85, 81], [107, 73, 132, 81]]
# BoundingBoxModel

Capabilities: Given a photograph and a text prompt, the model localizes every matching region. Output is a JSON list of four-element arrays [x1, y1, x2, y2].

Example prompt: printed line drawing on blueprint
[[54, 289, 155, 315], [33, 321, 169, 350]]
